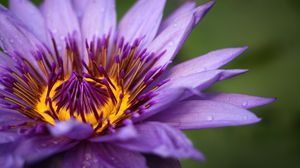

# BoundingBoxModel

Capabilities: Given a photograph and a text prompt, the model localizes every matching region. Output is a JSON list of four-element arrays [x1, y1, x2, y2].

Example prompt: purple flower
[[0, 0, 275, 167]]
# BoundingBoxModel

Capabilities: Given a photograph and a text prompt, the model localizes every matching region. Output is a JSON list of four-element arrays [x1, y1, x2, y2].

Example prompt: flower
[[0, 0, 275, 167]]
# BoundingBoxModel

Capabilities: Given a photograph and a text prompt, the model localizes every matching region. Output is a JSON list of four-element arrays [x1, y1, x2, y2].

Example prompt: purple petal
[[136, 69, 246, 122], [145, 154, 181, 168], [165, 69, 247, 92], [0, 5, 44, 56], [72, 0, 90, 19], [203, 92, 276, 109], [149, 1, 214, 68], [41, 0, 81, 56], [62, 142, 147, 168], [0, 143, 23, 168], [135, 87, 186, 122], [0, 131, 20, 144], [0, 109, 32, 127], [159, 1, 196, 32], [169, 47, 248, 79], [15, 135, 77, 163], [193, 1, 215, 26], [9, 0, 48, 44], [90, 124, 137, 142], [48, 119, 93, 140], [149, 100, 261, 130], [118, 0, 166, 46], [81, 0, 116, 43], [113, 122, 204, 160], [0, 51, 15, 68]]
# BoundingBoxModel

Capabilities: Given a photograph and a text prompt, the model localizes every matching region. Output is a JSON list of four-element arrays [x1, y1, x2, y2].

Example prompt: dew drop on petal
[[51, 29, 58, 34], [93, 159, 98, 164], [168, 41, 174, 48], [242, 102, 248, 107], [60, 36, 65, 41], [206, 115, 214, 121], [85, 153, 92, 160], [202, 67, 208, 71]]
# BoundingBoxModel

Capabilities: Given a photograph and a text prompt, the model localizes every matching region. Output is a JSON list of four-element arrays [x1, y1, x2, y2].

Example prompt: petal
[[48, 119, 93, 140], [169, 47, 248, 79], [62, 142, 147, 168], [118, 0, 166, 46], [135, 87, 186, 122], [0, 143, 24, 168], [0, 131, 20, 144], [149, 1, 214, 68], [41, 0, 81, 56], [90, 124, 137, 142], [81, 0, 116, 42], [15, 135, 77, 163], [72, 0, 90, 19], [0, 5, 44, 56], [203, 92, 276, 109], [9, 0, 48, 44], [113, 122, 204, 160], [193, 1, 215, 26], [0, 109, 32, 127], [159, 1, 196, 32], [145, 154, 181, 168], [165, 69, 247, 91], [150, 100, 261, 130], [136, 69, 246, 122]]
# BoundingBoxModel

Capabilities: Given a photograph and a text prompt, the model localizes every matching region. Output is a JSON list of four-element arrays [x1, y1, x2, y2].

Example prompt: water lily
[[0, 0, 275, 167]]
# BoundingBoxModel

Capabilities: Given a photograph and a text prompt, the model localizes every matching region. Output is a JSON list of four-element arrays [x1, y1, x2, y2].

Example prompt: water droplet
[[168, 42, 174, 48], [51, 29, 58, 34], [206, 115, 214, 121], [81, 161, 91, 168], [242, 102, 248, 107], [243, 115, 248, 120], [202, 67, 208, 71], [93, 159, 98, 164], [9, 39, 14, 44], [60, 36, 65, 41], [110, 156, 116, 161], [85, 153, 92, 160]]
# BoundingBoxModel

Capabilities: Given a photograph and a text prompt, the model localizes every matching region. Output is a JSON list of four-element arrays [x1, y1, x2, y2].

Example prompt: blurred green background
[[2, 0, 300, 167]]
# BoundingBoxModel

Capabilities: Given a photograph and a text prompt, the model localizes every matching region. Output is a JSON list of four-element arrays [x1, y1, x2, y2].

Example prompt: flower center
[[36, 72, 130, 132], [0, 35, 168, 134]]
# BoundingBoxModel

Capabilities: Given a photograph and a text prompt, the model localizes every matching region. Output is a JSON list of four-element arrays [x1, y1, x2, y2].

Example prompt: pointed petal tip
[[237, 46, 249, 54], [244, 116, 262, 126], [192, 150, 206, 161], [206, 0, 216, 7], [199, 0, 216, 11], [261, 97, 277, 106], [235, 69, 249, 74], [219, 69, 249, 80], [242, 45, 249, 50], [193, 0, 215, 23]]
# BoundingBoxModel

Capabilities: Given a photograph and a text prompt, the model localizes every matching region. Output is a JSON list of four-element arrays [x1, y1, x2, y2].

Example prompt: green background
[[2, 0, 300, 167]]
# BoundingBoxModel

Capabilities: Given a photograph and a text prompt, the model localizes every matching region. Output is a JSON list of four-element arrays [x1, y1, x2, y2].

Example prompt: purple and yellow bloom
[[0, 0, 275, 167]]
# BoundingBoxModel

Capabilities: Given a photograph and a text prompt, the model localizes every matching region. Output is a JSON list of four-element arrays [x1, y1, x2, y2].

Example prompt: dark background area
[[1, 0, 300, 167]]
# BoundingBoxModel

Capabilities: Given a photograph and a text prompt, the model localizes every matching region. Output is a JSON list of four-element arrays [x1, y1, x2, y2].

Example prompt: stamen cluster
[[0, 35, 168, 134]]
